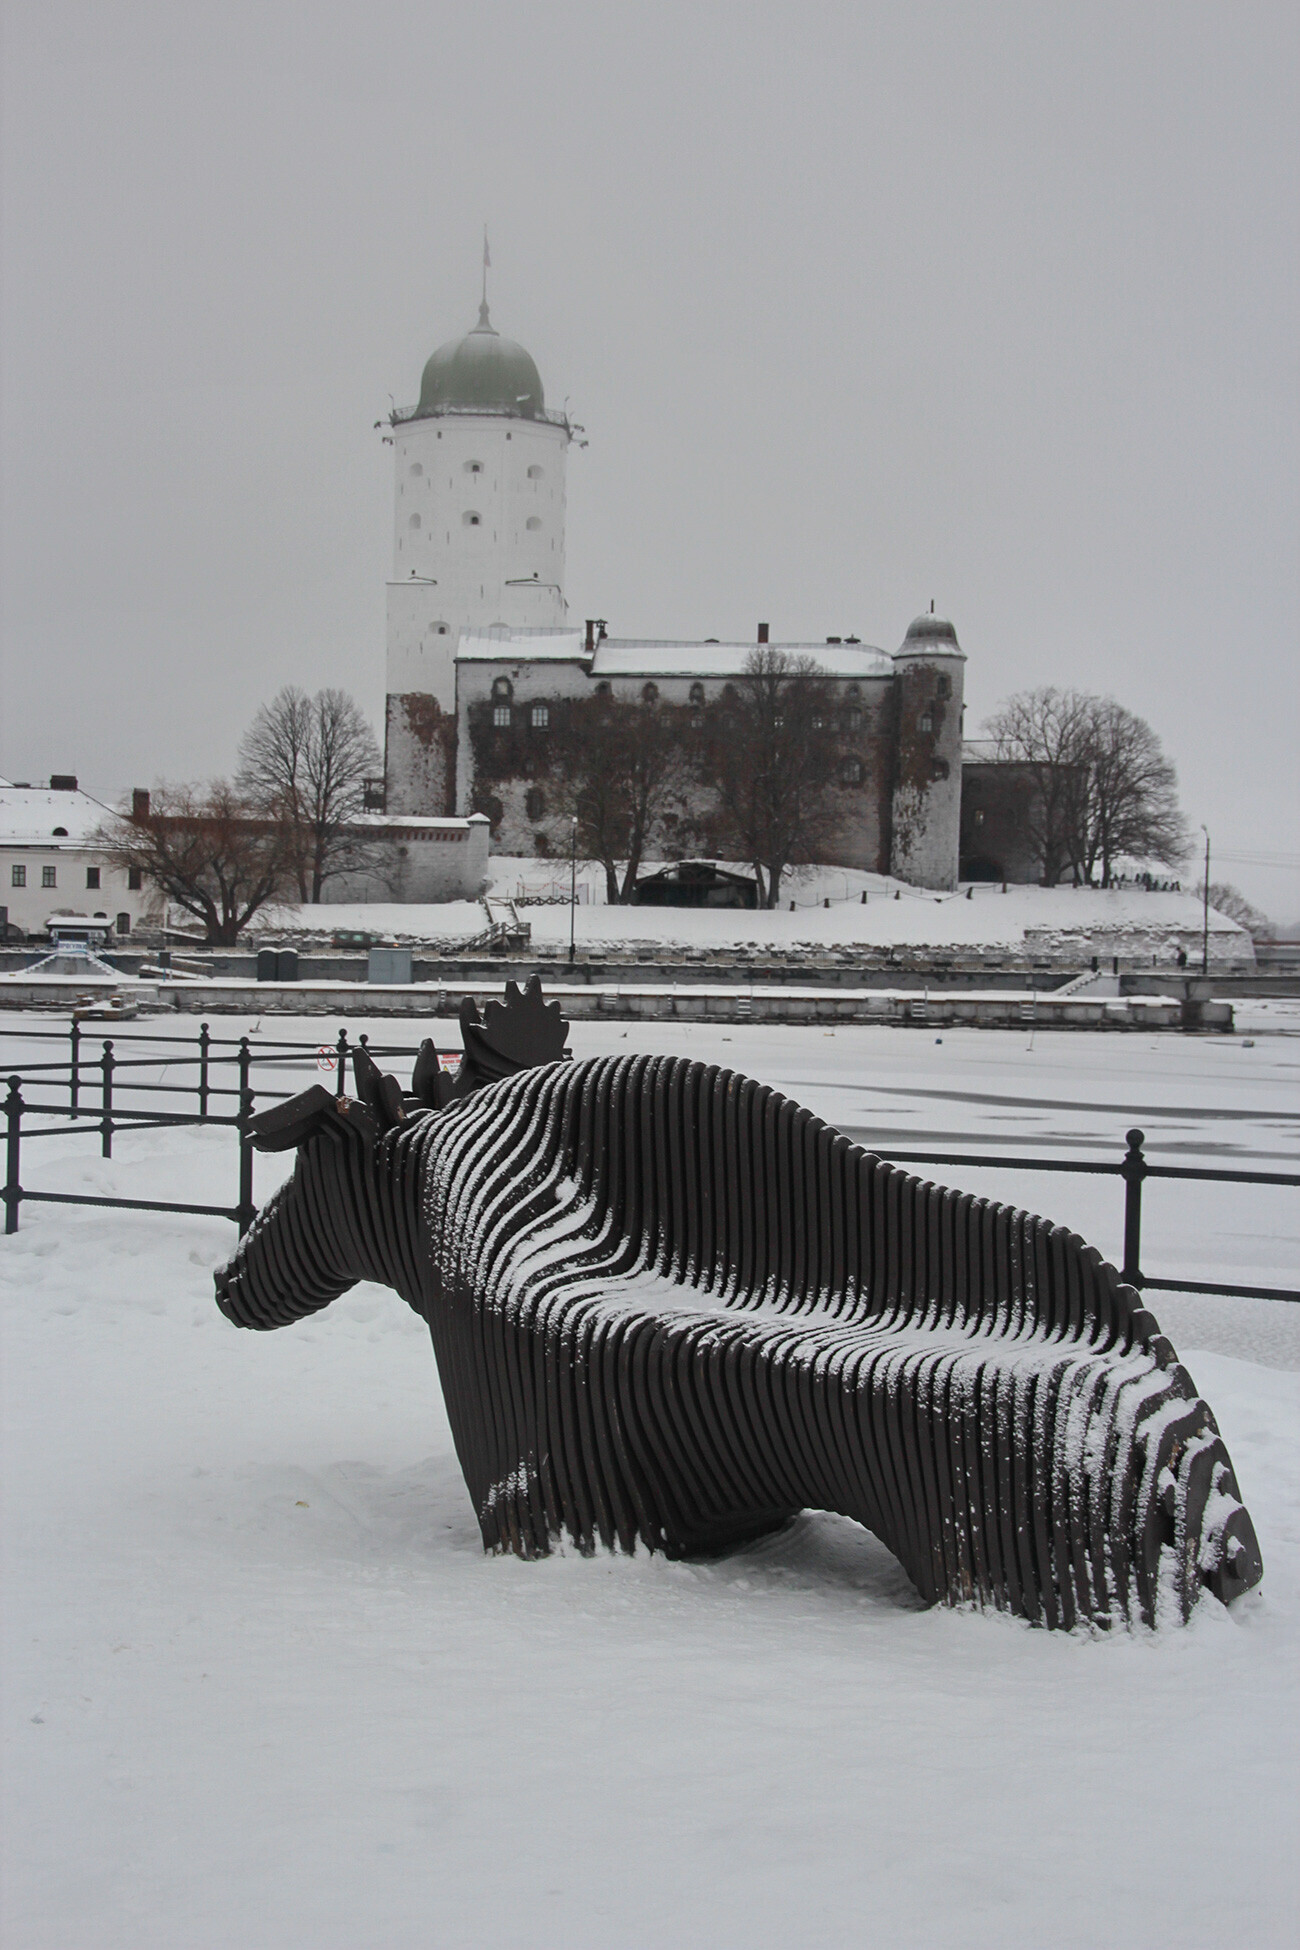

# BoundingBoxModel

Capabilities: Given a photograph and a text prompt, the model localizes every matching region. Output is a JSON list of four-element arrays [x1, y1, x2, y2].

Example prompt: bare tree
[[984, 687, 1094, 885], [699, 649, 840, 907], [547, 693, 692, 903], [1197, 881, 1274, 941], [1076, 697, 1187, 885], [95, 783, 293, 946], [237, 686, 382, 902]]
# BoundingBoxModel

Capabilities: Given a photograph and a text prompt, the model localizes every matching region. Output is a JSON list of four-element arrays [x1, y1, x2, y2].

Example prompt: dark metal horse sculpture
[[215, 979, 1263, 1629]]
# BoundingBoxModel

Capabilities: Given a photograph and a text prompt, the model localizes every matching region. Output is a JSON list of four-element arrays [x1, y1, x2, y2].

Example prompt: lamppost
[[568, 816, 578, 965], [1201, 825, 1210, 976]]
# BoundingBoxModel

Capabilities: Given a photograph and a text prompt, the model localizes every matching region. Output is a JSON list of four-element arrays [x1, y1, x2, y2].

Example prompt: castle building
[[383, 303, 966, 890]]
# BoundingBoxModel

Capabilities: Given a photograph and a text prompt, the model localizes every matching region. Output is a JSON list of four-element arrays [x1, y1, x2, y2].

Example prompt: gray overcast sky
[[2, 1, 1297, 913]]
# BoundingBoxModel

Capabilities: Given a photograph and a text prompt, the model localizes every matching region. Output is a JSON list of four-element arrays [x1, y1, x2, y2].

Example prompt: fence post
[[69, 1019, 80, 1120], [198, 1021, 210, 1121], [101, 1040, 115, 1160], [236, 1036, 256, 1235], [1121, 1128, 1146, 1287], [4, 1076, 21, 1235], [335, 1026, 348, 1076]]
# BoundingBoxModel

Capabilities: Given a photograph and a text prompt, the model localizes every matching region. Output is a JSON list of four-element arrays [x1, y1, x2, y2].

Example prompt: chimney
[[757, 622, 769, 644], [585, 618, 595, 655], [49, 774, 78, 791], [132, 788, 151, 822]]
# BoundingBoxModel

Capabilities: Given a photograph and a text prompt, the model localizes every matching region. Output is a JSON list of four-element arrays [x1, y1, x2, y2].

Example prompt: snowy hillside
[[260, 866, 1253, 965]]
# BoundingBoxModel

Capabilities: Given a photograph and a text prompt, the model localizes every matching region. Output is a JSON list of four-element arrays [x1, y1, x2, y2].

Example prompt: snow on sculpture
[[214, 978, 1263, 1628]]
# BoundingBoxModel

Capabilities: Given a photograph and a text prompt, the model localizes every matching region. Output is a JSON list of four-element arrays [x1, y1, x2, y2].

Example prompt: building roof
[[397, 302, 548, 423], [0, 783, 116, 846], [458, 629, 588, 664], [897, 612, 963, 656], [591, 639, 893, 680]]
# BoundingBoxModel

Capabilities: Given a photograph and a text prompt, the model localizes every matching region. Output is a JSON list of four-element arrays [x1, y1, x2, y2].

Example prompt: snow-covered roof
[[590, 639, 893, 681], [0, 784, 116, 846], [458, 629, 588, 664], [454, 627, 894, 680], [343, 814, 487, 832]]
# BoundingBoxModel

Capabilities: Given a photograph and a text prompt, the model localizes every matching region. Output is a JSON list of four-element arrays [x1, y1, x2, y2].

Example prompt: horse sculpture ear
[[248, 1085, 380, 1153]]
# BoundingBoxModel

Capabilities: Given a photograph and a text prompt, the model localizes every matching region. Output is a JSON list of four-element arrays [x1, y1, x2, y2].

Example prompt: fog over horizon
[[2, 2, 1296, 915]]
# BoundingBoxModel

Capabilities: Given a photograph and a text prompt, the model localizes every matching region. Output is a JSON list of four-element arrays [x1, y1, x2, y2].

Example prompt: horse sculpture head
[[213, 977, 568, 1331]]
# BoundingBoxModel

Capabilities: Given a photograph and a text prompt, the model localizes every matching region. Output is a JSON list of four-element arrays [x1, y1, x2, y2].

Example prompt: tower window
[[492, 705, 511, 728], [526, 516, 542, 531], [408, 513, 421, 530], [463, 511, 481, 526], [464, 460, 483, 474], [920, 710, 934, 733], [525, 787, 546, 821], [530, 703, 549, 728], [409, 462, 423, 477], [527, 464, 544, 479], [689, 682, 706, 706], [936, 674, 952, 699]]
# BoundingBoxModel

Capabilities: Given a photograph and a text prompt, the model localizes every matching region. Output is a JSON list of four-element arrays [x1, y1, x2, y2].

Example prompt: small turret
[[889, 609, 965, 891]]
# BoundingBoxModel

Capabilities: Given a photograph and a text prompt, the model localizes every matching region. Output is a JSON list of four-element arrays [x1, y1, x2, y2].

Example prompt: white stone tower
[[385, 299, 571, 814], [889, 612, 966, 890]]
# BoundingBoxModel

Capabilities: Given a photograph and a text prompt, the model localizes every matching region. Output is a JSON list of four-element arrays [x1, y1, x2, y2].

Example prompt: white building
[[385, 299, 573, 817], [381, 300, 967, 891], [0, 777, 162, 940]]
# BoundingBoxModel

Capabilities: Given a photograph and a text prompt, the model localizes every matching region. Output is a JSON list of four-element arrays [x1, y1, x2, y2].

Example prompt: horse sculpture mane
[[214, 979, 1263, 1630]]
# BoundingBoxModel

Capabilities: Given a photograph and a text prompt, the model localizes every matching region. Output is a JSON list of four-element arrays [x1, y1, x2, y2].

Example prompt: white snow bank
[[262, 873, 1252, 962]]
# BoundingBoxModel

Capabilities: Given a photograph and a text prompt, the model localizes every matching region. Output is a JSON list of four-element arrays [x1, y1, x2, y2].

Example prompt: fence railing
[[2, 1023, 1297, 1304]]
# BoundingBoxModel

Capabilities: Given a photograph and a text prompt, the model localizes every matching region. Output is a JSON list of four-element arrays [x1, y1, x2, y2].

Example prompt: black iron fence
[[3, 1022, 1297, 1304]]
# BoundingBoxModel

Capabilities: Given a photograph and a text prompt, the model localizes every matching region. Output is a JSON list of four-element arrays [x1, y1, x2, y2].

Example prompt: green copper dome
[[412, 302, 545, 420]]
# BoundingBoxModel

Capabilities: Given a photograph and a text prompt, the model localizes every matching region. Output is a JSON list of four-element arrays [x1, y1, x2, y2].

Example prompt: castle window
[[410, 462, 423, 477], [530, 703, 549, 729], [844, 707, 863, 732], [920, 710, 934, 733], [491, 675, 513, 699], [811, 713, 826, 730], [595, 680, 612, 697], [526, 516, 542, 531], [936, 674, 951, 699], [86, 867, 100, 889], [527, 464, 544, 479], [493, 705, 512, 728], [525, 787, 546, 821], [116, 912, 131, 935], [11, 865, 24, 887], [128, 868, 142, 890], [839, 757, 864, 787], [464, 460, 483, 474], [408, 513, 421, 530], [689, 682, 705, 706], [42, 866, 57, 887], [691, 712, 703, 730], [434, 622, 449, 635], [463, 510, 481, 526], [641, 682, 659, 705]]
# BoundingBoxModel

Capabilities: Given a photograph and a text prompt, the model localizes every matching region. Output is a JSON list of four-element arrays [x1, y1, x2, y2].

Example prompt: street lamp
[[568, 816, 579, 965], [1200, 826, 1210, 976]]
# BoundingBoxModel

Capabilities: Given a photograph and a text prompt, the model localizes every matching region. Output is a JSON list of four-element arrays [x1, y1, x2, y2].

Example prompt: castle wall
[[889, 648, 965, 890]]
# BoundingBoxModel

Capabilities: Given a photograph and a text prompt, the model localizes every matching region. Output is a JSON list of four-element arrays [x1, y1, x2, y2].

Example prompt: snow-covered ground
[[3, 1015, 1298, 1946], [257, 863, 1252, 964]]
